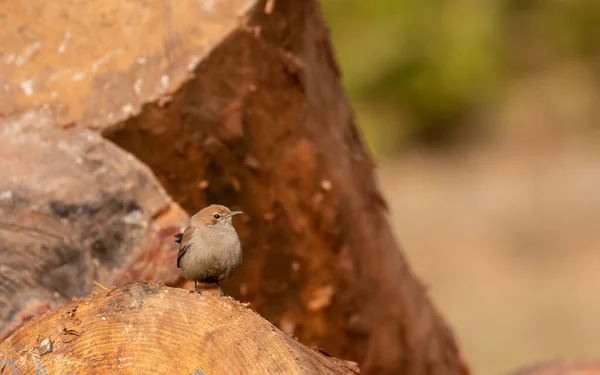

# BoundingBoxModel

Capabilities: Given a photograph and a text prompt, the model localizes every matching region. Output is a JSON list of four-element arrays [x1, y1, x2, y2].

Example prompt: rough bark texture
[[0, 1, 470, 374], [0, 283, 360, 374], [0, 112, 188, 342]]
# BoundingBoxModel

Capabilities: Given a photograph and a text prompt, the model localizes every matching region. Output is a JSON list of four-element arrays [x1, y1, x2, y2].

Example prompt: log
[[0, 117, 188, 342], [0, 283, 359, 375], [0, 0, 470, 374]]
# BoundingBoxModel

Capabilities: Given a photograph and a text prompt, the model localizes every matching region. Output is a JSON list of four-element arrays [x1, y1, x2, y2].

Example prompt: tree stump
[[0, 283, 359, 375]]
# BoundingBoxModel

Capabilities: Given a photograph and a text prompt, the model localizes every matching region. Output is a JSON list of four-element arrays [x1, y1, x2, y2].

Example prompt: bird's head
[[189, 204, 242, 227]]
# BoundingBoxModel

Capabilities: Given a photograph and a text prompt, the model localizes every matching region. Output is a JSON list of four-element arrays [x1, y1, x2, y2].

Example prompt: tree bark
[[0, 283, 360, 374], [0, 0, 470, 374]]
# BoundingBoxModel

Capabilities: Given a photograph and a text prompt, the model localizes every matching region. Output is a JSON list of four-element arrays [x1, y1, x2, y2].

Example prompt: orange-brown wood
[[0, 283, 359, 375], [0, 0, 470, 373]]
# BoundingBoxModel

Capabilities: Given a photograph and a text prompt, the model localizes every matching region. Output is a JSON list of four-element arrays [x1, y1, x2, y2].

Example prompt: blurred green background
[[322, 1, 600, 374], [322, 0, 600, 156]]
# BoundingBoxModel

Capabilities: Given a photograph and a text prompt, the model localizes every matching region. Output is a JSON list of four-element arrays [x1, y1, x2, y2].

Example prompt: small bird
[[174, 204, 243, 296]]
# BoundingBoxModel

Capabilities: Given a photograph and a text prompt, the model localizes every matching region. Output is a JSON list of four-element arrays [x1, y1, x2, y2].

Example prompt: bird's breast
[[180, 225, 241, 281]]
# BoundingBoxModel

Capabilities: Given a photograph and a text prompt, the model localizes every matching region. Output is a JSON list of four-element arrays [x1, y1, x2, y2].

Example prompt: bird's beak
[[225, 211, 243, 219]]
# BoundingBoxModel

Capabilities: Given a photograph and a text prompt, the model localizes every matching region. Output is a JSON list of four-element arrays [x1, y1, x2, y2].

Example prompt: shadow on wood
[[0, 283, 359, 374]]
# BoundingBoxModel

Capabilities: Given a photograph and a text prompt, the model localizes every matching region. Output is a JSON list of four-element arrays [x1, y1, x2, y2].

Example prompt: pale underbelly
[[180, 248, 241, 283]]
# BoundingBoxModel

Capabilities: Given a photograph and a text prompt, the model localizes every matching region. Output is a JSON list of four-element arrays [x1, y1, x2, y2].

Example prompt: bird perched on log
[[174, 204, 243, 296]]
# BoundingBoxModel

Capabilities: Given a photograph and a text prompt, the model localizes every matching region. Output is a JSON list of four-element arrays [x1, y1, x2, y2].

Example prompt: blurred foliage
[[321, 0, 600, 156]]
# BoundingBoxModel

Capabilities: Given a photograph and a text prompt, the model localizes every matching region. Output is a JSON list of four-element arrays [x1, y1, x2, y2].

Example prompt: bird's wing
[[177, 226, 196, 268]]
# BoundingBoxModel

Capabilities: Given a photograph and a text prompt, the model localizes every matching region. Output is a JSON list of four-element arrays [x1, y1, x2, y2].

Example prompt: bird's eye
[[213, 213, 221, 219]]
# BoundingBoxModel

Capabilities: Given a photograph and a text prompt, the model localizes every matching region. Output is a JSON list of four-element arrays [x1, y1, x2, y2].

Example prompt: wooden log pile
[[0, 0, 472, 374]]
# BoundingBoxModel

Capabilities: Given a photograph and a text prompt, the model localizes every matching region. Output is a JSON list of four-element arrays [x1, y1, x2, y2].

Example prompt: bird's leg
[[216, 281, 225, 297], [191, 280, 202, 294]]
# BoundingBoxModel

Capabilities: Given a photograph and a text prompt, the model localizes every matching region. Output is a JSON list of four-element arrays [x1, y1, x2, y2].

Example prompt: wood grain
[[0, 122, 188, 342], [0, 283, 359, 375]]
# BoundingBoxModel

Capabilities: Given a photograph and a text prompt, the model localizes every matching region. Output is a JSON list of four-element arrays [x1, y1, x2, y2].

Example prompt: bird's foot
[[191, 281, 203, 294], [218, 287, 225, 297]]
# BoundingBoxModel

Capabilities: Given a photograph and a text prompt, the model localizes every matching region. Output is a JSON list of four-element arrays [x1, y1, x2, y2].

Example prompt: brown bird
[[175, 204, 243, 296]]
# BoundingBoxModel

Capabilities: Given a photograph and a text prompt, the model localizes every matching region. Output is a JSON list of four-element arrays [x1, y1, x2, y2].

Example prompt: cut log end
[[0, 283, 359, 375]]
